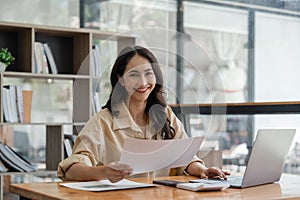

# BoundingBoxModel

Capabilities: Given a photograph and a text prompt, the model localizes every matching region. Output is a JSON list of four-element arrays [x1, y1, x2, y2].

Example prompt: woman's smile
[[135, 86, 151, 93]]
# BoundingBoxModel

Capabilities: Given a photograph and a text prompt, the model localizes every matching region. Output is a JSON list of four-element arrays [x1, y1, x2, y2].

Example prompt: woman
[[58, 46, 229, 183]]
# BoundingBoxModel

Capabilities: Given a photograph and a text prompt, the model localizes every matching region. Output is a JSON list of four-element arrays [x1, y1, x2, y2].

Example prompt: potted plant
[[0, 48, 15, 72]]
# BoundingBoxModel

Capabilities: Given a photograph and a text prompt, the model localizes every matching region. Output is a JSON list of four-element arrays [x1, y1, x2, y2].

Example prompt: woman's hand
[[104, 162, 133, 183], [200, 167, 230, 180], [186, 161, 230, 180]]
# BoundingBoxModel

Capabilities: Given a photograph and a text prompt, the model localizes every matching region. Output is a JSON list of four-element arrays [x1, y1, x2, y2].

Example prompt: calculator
[[176, 182, 229, 192]]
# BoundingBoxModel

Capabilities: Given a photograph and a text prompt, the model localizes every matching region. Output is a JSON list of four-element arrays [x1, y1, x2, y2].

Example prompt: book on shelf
[[43, 43, 58, 74], [8, 85, 19, 123], [64, 134, 77, 158], [3, 85, 19, 123], [0, 142, 37, 172], [34, 42, 50, 74], [90, 49, 96, 76], [2, 87, 10, 122], [3, 87, 14, 122], [92, 45, 102, 77], [0, 159, 8, 173], [2, 85, 25, 122], [2, 85, 25, 123], [15, 86, 25, 122]]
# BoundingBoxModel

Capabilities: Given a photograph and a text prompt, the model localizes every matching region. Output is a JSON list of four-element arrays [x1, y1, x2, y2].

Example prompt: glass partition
[[187, 113, 300, 174], [255, 12, 300, 102], [183, 2, 248, 104]]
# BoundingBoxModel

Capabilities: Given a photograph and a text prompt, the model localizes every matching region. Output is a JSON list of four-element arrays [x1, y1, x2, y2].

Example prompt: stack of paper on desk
[[120, 137, 204, 174], [60, 179, 155, 191]]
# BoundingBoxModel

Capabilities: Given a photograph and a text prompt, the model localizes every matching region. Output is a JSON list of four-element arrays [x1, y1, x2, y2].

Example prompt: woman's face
[[121, 54, 156, 103]]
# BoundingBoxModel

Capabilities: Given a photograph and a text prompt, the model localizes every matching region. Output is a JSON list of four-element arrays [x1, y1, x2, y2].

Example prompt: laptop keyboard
[[227, 176, 243, 186]]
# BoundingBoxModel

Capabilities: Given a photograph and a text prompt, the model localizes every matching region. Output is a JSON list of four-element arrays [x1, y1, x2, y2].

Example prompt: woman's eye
[[129, 73, 139, 77], [145, 71, 154, 76]]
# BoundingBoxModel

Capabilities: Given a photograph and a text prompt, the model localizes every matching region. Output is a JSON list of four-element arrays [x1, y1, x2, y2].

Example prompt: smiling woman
[[57, 45, 229, 183]]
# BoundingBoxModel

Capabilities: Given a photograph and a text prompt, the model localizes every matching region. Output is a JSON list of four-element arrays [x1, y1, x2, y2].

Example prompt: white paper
[[60, 179, 155, 192], [120, 137, 204, 174]]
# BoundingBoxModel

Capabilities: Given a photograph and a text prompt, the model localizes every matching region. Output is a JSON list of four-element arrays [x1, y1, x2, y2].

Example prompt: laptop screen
[[241, 129, 296, 188]]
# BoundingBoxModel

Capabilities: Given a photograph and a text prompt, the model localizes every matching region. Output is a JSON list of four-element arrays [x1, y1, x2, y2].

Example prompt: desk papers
[[60, 179, 155, 192], [120, 137, 204, 174]]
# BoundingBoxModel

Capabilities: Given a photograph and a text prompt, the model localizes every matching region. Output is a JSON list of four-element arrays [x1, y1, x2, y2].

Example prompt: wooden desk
[[9, 174, 300, 200]]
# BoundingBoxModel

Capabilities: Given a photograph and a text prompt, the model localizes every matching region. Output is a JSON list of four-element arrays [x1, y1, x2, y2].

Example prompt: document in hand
[[120, 137, 204, 174], [60, 179, 155, 192]]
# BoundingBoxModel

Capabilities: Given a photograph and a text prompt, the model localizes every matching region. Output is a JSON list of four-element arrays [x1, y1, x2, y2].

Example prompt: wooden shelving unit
[[0, 21, 135, 199]]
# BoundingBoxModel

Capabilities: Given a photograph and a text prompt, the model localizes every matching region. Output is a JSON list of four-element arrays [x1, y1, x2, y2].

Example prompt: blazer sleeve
[[57, 114, 105, 181]]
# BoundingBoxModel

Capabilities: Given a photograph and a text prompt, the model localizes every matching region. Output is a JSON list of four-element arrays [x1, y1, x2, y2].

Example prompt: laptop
[[191, 129, 296, 188]]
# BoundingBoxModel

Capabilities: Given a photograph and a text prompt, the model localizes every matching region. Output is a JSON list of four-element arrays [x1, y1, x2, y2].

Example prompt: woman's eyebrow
[[145, 68, 153, 72], [128, 67, 153, 73], [128, 69, 139, 74], [144, 68, 153, 72]]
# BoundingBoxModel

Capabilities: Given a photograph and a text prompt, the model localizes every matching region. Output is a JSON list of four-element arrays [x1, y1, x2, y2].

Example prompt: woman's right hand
[[104, 162, 133, 183]]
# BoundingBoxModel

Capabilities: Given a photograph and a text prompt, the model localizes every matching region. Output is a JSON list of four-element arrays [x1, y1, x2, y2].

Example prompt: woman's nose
[[138, 75, 147, 85]]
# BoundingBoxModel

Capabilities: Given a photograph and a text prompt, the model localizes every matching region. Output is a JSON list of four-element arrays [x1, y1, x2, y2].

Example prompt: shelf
[[2, 71, 90, 80], [0, 122, 85, 126], [0, 170, 57, 176], [170, 101, 300, 115]]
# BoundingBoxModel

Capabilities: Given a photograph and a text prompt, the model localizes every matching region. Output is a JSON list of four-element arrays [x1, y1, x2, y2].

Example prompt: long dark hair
[[103, 46, 175, 139]]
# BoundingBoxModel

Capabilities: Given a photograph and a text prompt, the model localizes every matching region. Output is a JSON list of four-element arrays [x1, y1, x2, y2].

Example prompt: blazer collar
[[112, 101, 140, 132]]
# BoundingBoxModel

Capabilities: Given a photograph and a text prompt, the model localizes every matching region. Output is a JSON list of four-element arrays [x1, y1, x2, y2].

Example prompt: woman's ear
[[118, 75, 124, 86]]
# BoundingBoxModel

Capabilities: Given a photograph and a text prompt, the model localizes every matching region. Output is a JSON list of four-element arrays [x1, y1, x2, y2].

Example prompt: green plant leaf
[[0, 48, 15, 66]]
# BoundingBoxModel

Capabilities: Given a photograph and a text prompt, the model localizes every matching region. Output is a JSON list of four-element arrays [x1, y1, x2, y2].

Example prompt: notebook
[[191, 129, 296, 188]]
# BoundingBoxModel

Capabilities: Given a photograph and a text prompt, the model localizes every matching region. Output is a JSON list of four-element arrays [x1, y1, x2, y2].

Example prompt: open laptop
[[191, 129, 296, 188]]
